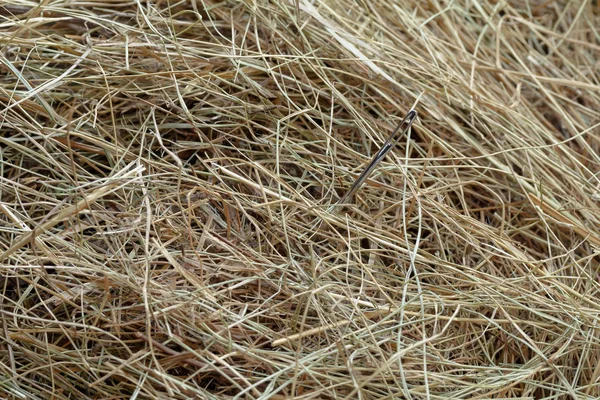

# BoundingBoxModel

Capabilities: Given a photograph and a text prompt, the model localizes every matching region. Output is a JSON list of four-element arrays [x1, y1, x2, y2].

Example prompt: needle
[[329, 109, 417, 211]]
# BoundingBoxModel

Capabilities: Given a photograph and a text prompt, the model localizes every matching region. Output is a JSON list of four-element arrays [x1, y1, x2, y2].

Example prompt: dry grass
[[0, 0, 599, 399]]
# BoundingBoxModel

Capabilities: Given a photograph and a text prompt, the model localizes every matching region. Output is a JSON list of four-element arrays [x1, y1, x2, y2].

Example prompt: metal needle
[[330, 109, 417, 211]]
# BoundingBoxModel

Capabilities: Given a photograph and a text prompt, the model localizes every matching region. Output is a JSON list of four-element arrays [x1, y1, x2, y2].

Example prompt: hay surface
[[0, 1, 599, 399]]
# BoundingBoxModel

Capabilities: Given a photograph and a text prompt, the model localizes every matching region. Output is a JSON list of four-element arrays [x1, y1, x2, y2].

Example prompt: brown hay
[[0, 0, 599, 399]]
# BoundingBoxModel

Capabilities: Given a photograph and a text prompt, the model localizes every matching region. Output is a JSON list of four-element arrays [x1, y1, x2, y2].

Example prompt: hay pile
[[0, 1, 599, 398]]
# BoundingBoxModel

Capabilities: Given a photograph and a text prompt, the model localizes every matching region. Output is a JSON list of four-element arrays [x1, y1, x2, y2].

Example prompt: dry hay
[[0, 0, 599, 399]]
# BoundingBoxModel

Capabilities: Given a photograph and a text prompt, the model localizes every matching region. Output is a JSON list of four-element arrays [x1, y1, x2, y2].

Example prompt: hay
[[0, 0, 599, 398]]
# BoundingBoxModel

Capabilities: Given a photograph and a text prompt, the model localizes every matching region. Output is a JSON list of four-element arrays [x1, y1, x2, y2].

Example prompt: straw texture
[[0, 1, 599, 399]]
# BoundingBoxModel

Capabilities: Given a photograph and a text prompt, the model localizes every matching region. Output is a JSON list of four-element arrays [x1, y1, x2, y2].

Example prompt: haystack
[[1, 1, 599, 398]]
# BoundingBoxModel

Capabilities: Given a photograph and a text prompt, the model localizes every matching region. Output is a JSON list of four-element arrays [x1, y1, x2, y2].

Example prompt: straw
[[0, 1, 599, 399]]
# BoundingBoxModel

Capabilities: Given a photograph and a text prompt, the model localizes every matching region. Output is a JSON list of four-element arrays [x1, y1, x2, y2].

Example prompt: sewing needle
[[329, 109, 417, 211]]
